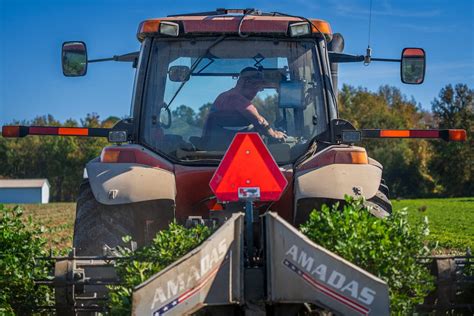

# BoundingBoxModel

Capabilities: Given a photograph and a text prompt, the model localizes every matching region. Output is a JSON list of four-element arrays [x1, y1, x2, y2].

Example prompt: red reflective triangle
[[209, 133, 288, 202]]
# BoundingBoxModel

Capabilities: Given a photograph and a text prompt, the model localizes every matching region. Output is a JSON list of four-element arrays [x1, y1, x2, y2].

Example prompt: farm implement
[[1, 8, 468, 315]]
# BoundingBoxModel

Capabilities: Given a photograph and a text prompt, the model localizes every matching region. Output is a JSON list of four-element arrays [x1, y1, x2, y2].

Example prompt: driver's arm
[[237, 102, 285, 139]]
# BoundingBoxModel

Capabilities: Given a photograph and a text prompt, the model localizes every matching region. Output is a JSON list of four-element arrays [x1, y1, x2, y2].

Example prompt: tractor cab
[[68, 10, 337, 165]]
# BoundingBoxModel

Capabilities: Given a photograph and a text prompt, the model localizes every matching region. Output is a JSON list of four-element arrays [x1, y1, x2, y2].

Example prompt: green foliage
[[393, 197, 474, 252], [0, 204, 53, 314], [429, 84, 474, 196], [107, 222, 212, 315], [300, 196, 434, 314]]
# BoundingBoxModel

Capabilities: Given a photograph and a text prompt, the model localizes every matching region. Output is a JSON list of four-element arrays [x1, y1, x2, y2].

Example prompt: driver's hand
[[269, 129, 287, 140]]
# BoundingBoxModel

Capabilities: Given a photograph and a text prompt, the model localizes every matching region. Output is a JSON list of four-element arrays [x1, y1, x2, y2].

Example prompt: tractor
[[2, 8, 466, 315]]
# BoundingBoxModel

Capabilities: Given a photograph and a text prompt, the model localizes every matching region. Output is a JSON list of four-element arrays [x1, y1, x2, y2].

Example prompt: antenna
[[364, 0, 373, 65]]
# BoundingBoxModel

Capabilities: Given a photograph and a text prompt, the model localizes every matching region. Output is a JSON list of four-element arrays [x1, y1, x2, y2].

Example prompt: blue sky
[[0, 0, 473, 126]]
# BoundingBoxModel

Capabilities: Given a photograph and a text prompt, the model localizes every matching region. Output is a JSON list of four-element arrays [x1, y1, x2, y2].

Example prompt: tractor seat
[[201, 111, 253, 151]]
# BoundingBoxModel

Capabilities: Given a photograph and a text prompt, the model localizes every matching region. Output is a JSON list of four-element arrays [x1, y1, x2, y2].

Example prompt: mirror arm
[[88, 51, 139, 63], [88, 57, 115, 63], [371, 57, 401, 62], [329, 52, 401, 64]]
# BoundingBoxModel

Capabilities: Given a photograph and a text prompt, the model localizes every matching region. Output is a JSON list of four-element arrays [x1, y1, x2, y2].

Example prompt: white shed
[[0, 179, 50, 204]]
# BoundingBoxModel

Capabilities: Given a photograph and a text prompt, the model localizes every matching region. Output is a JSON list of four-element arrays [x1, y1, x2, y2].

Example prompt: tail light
[[100, 147, 173, 171], [299, 147, 369, 171]]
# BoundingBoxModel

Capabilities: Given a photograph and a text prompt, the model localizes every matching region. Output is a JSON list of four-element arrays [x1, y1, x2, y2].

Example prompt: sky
[[0, 0, 473, 126]]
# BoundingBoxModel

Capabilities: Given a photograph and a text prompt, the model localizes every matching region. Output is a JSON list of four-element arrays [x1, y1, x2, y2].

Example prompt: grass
[[7, 198, 474, 254], [392, 197, 474, 254], [8, 203, 76, 250]]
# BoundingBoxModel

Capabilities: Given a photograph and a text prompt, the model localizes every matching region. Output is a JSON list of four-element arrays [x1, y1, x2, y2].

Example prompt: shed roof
[[0, 179, 50, 189]]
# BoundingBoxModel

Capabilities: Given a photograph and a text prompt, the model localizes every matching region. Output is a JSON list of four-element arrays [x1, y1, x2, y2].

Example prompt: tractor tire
[[365, 189, 392, 218], [73, 180, 175, 255]]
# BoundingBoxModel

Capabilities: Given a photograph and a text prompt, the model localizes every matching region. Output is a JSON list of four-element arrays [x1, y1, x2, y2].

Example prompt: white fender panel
[[295, 163, 382, 200], [86, 162, 176, 205]]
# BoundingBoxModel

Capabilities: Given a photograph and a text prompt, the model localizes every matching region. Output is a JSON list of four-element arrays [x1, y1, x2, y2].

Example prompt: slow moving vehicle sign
[[209, 133, 288, 202]]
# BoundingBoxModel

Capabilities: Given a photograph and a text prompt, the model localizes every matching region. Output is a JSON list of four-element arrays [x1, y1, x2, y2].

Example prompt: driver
[[209, 67, 286, 140]]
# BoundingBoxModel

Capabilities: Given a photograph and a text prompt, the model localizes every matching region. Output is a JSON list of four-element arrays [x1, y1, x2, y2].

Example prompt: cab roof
[[137, 9, 332, 41]]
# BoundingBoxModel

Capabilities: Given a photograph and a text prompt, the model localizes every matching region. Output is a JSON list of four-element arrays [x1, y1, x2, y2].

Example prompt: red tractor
[[2, 8, 466, 315]]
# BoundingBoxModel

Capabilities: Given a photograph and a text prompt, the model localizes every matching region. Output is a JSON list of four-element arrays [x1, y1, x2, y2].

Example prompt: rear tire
[[73, 181, 175, 255], [365, 189, 392, 218]]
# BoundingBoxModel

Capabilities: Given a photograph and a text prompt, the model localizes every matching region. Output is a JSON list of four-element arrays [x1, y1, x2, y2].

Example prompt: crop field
[[392, 197, 474, 253], [13, 203, 76, 250], [12, 198, 474, 254]]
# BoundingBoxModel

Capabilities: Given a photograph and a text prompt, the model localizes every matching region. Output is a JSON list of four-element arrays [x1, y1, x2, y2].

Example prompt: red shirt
[[212, 88, 270, 130]]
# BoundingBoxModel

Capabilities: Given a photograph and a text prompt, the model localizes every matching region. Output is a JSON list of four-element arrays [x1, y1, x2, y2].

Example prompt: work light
[[289, 22, 311, 37], [160, 21, 179, 37]]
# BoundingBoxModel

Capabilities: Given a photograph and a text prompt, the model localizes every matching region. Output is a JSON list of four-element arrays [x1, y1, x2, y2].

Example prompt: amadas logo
[[285, 245, 376, 306]]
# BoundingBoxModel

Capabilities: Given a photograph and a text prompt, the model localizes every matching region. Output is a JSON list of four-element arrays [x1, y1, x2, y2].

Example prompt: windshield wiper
[[165, 35, 227, 110]]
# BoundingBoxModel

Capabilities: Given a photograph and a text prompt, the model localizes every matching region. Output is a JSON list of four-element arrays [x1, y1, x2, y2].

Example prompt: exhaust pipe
[[328, 33, 344, 100]]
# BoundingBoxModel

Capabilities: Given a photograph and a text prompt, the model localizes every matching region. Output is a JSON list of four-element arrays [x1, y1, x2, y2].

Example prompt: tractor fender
[[294, 162, 382, 201], [85, 158, 176, 205]]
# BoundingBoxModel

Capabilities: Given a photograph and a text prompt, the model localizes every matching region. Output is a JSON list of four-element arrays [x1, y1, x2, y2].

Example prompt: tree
[[195, 102, 212, 127], [429, 84, 474, 196], [172, 105, 196, 125]]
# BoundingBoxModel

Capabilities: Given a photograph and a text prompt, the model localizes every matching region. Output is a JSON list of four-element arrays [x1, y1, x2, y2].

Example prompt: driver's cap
[[239, 67, 264, 82]]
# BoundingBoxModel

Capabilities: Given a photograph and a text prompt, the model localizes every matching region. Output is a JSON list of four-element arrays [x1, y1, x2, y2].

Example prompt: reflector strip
[[30, 126, 58, 135], [284, 259, 369, 315], [359, 129, 466, 142], [448, 129, 467, 141], [2, 126, 20, 137], [58, 127, 89, 136], [1, 125, 112, 138], [152, 259, 223, 316], [409, 130, 439, 138], [380, 130, 410, 137]]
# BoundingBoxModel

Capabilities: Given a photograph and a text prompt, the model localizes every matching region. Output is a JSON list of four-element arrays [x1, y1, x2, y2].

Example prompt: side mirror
[[401, 48, 425, 84], [169, 65, 191, 82], [279, 81, 305, 108], [62, 41, 88, 77]]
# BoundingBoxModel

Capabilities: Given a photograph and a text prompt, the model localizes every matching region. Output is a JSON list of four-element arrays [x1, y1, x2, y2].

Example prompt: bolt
[[73, 272, 83, 280], [246, 179, 251, 184], [245, 150, 250, 155]]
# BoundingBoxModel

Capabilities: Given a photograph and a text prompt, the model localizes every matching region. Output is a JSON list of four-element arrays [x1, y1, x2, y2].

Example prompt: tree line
[[0, 83, 472, 201]]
